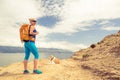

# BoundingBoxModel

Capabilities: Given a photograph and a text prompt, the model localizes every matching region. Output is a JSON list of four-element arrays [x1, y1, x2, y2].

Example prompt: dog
[[49, 55, 60, 64]]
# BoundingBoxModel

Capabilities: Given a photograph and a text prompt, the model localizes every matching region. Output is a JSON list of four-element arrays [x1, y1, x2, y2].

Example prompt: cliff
[[72, 30, 120, 80]]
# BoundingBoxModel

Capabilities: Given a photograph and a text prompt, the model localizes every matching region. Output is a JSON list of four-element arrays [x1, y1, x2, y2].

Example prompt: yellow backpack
[[19, 24, 35, 42]]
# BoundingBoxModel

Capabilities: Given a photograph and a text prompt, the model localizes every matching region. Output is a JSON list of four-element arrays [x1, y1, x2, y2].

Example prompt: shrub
[[90, 44, 96, 48]]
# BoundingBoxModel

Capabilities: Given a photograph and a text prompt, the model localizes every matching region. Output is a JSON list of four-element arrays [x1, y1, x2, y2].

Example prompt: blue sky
[[38, 16, 119, 45], [37, 16, 60, 28], [0, 0, 120, 51]]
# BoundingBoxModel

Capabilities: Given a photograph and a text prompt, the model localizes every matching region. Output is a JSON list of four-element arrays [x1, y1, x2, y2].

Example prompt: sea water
[[0, 52, 73, 66]]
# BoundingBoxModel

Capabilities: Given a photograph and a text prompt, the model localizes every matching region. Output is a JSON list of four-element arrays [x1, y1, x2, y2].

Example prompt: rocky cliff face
[[72, 31, 120, 80]]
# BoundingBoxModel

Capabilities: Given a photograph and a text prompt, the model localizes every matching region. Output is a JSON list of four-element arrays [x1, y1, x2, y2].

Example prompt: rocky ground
[[0, 59, 101, 80], [72, 31, 120, 80]]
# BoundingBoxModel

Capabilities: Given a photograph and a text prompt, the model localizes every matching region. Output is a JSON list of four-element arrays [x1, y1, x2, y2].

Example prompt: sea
[[0, 52, 73, 66]]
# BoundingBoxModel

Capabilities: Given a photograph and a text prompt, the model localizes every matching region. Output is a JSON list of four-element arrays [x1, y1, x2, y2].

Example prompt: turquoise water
[[0, 52, 73, 66]]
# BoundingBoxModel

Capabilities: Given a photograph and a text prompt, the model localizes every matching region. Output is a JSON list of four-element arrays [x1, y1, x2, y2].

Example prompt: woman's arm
[[30, 26, 39, 35]]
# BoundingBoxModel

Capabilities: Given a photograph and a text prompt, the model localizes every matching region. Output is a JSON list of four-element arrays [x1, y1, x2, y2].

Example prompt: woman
[[22, 18, 42, 74]]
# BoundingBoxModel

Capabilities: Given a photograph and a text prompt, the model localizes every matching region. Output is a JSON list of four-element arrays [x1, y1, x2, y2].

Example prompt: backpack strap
[[28, 25, 35, 42], [28, 25, 31, 36]]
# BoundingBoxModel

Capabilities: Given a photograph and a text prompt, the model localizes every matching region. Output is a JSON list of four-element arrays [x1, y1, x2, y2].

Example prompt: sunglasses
[[32, 20, 37, 22]]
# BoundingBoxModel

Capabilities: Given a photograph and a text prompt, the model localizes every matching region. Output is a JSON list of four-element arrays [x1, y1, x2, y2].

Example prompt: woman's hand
[[36, 31, 39, 35]]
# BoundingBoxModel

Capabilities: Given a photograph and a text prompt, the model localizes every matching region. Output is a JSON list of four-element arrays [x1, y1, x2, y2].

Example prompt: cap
[[29, 18, 37, 21]]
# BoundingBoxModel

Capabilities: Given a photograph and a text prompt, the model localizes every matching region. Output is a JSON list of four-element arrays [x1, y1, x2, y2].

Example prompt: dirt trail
[[0, 59, 101, 80]]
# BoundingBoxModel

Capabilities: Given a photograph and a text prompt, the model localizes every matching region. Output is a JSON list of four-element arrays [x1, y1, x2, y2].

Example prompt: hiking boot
[[23, 70, 30, 74], [33, 69, 42, 74]]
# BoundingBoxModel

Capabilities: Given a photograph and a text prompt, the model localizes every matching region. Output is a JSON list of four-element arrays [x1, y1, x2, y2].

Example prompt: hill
[[72, 30, 120, 80]]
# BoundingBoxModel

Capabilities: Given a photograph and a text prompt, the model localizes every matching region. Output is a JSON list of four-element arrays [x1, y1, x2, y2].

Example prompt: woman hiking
[[19, 18, 42, 74]]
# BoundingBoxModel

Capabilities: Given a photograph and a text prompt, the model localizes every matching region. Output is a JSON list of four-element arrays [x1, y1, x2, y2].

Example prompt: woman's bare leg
[[34, 59, 38, 70], [24, 60, 28, 70]]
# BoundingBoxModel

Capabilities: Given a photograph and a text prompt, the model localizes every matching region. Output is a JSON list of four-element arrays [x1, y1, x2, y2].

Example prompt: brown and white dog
[[49, 55, 60, 64]]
